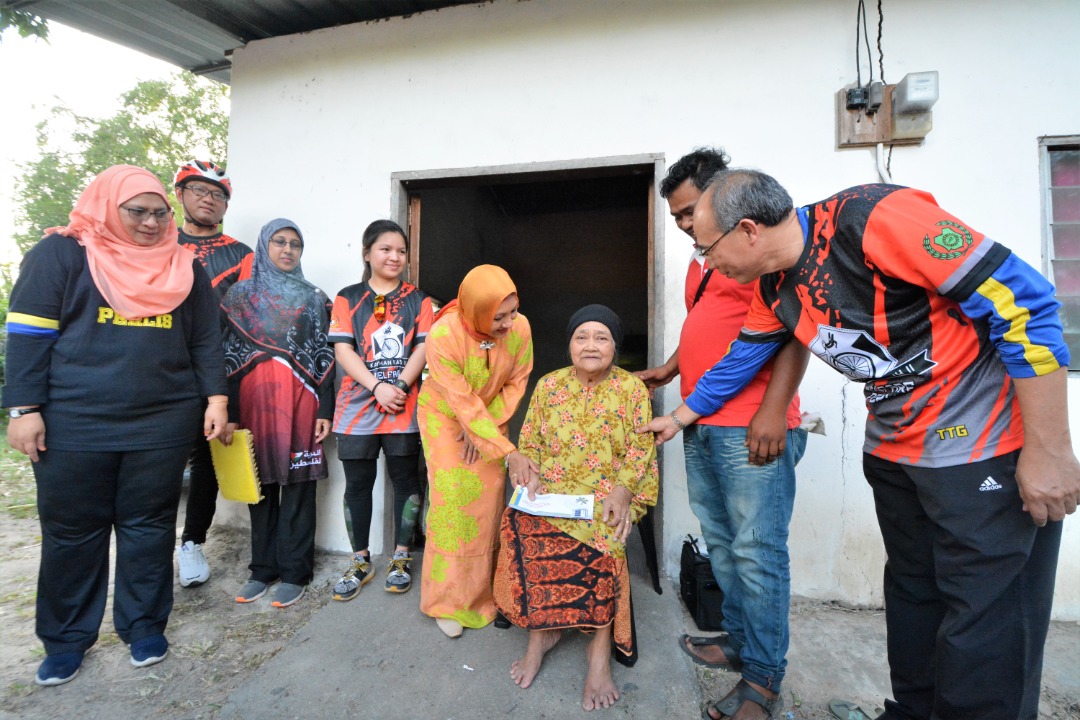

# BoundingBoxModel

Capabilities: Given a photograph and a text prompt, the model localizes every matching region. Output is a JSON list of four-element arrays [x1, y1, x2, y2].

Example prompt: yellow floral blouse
[[517, 365, 659, 559]]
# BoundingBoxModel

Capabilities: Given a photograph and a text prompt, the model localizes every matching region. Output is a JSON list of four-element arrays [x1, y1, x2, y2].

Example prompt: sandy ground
[[0, 478, 1077, 718], [694, 598, 1080, 720], [0, 510, 334, 720]]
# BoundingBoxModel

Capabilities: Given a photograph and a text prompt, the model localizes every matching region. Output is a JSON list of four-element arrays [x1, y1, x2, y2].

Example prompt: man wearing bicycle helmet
[[173, 160, 253, 589]]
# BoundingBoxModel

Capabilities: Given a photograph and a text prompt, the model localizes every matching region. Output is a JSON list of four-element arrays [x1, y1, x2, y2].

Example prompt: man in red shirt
[[637, 149, 808, 719], [172, 160, 252, 589]]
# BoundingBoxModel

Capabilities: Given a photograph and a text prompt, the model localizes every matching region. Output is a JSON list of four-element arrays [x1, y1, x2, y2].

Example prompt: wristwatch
[[9, 407, 40, 419], [393, 378, 410, 392]]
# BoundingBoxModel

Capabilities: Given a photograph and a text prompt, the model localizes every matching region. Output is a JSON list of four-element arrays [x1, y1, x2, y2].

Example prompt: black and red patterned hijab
[[221, 218, 333, 387]]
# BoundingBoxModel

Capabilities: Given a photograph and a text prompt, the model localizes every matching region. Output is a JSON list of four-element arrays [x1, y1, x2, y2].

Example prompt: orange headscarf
[[435, 264, 517, 340], [45, 165, 194, 320]]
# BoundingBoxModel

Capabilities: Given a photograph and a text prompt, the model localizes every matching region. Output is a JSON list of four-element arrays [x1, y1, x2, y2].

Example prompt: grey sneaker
[[271, 582, 306, 608], [236, 579, 271, 603], [385, 551, 412, 593], [332, 555, 372, 601], [177, 541, 210, 588]]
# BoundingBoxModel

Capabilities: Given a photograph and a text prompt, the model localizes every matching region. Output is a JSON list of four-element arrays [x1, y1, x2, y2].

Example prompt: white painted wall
[[217, 0, 1080, 619]]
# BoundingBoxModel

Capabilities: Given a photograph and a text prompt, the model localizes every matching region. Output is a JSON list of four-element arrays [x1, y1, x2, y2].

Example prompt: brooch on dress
[[480, 340, 496, 350]]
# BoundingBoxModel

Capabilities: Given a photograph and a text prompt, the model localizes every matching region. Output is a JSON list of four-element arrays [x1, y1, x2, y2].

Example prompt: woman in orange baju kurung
[[417, 265, 535, 637]]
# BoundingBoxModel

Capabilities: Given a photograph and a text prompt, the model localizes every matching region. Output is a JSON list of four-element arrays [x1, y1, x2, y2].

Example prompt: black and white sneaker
[[384, 551, 412, 594], [332, 555, 372, 601]]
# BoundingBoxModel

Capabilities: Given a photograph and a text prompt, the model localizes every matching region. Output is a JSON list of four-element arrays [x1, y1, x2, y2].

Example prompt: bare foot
[[582, 625, 619, 711], [510, 629, 562, 689], [684, 635, 735, 666]]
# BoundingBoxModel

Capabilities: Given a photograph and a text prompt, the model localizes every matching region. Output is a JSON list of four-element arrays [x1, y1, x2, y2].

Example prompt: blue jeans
[[683, 424, 807, 691]]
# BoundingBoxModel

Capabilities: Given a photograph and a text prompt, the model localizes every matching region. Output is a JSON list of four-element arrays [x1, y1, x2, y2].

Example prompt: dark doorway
[[403, 164, 654, 429], [393, 158, 663, 577]]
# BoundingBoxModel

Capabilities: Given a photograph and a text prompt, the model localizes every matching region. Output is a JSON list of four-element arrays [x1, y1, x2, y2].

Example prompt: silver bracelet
[[670, 410, 686, 431]]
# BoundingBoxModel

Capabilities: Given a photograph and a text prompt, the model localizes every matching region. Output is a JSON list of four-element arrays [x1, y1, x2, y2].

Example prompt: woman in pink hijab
[[3, 165, 230, 687]]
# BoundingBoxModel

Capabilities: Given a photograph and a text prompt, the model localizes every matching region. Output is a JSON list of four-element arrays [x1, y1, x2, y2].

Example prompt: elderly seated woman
[[493, 304, 658, 711]]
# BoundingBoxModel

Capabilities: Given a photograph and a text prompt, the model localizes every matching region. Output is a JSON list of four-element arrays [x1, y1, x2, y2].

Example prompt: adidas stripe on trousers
[[863, 450, 1061, 720]]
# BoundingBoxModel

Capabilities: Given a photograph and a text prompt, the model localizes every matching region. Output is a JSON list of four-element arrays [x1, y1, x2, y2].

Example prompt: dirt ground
[[692, 598, 1080, 720], [0, 508, 337, 720], [1, 453, 1078, 719]]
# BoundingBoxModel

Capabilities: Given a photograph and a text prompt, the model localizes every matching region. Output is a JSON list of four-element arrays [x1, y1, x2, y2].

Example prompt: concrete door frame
[[389, 152, 668, 370], [388, 152, 672, 571]]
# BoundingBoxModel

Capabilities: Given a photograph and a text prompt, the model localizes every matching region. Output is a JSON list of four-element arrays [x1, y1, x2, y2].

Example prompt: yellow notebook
[[209, 429, 262, 504]]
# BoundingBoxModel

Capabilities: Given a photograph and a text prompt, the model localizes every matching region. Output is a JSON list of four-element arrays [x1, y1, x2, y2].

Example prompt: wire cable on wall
[[876, 0, 886, 84], [855, 0, 874, 90], [866, 0, 895, 182]]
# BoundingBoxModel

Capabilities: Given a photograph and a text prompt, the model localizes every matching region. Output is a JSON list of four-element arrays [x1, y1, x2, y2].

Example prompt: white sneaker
[[177, 541, 210, 587]]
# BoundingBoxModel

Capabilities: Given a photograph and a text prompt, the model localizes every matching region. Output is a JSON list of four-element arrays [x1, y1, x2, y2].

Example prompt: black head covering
[[566, 304, 623, 351]]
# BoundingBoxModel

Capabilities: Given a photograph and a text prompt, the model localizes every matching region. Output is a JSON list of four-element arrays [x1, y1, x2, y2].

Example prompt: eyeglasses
[[373, 294, 386, 323], [183, 184, 228, 202], [696, 222, 740, 257], [269, 237, 304, 251], [119, 205, 172, 223]]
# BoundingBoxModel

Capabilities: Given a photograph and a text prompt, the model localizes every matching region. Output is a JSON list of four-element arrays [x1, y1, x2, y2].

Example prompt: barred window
[[1042, 137, 1080, 365]]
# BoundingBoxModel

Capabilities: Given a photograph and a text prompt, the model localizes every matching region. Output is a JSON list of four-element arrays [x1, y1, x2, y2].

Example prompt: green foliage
[[9, 72, 229, 259], [0, 290, 7, 386], [9, 128, 80, 258], [0, 5, 48, 42]]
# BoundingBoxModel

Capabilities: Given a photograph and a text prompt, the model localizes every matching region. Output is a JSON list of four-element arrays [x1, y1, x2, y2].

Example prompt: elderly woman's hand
[[7, 412, 46, 462], [601, 486, 635, 543], [506, 450, 542, 498]]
